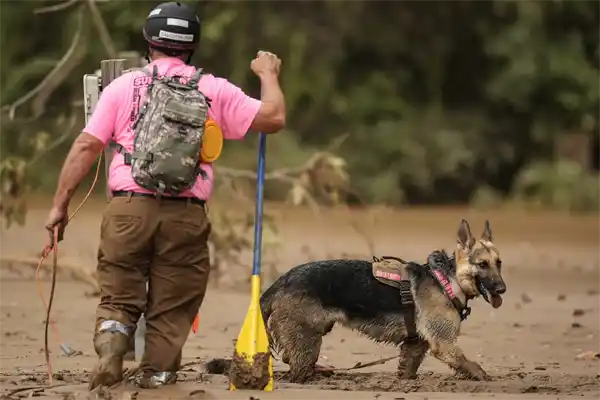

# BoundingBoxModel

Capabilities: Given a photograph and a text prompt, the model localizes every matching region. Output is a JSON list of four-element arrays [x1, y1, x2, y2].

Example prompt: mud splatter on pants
[[94, 194, 211, 374]]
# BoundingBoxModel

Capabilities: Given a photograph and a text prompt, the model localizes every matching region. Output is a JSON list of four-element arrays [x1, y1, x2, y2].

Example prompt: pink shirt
[[84, 57, 261, 200]]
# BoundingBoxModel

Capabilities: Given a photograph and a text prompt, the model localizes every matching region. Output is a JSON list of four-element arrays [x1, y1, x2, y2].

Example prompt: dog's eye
[[497, 260, 502, 269], [478, 261, 489, 269]]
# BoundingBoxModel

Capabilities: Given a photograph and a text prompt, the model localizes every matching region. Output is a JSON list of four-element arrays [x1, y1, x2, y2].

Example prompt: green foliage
[[0, 0, 598, 220], [511, 160, 599, 213]]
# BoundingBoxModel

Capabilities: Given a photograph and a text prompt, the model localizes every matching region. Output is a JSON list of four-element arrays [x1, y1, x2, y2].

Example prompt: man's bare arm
[[249, 51, 285, 134], [250, 73, 286, 134], [52, 133, 105, 210]]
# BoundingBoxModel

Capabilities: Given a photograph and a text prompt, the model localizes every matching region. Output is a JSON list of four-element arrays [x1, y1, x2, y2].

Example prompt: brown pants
[[95, 195, 211, 373]]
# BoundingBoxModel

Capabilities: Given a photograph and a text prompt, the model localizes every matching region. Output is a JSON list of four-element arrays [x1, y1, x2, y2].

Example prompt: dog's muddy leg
[[429, 342, 489, 381], [311, 321, 336, 374], [397, 338, 429, 379], [269, 312, 324, 383], [286, 330, 322, 383]]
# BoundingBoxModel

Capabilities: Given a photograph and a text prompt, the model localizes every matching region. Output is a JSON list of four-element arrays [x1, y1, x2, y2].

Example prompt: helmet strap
[[185, 51, 195, 65]]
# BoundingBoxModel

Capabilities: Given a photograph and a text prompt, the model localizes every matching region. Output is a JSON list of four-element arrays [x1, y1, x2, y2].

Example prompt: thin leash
[[36, 153, 103, 386]]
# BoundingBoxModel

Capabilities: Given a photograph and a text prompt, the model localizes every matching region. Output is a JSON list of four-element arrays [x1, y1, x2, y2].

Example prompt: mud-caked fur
[[260, 219, 506, 383]]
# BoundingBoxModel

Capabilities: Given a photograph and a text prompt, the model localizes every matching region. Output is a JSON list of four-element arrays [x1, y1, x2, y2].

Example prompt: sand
[[1, 199, 598, 399]]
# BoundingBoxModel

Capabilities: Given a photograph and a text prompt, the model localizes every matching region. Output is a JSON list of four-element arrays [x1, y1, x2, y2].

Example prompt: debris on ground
[[520, 293, 533, 304], [575, 351, 600, 361]]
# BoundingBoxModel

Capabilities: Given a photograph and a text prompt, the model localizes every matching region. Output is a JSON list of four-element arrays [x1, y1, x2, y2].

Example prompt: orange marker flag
[[192, 313, 199, 334]]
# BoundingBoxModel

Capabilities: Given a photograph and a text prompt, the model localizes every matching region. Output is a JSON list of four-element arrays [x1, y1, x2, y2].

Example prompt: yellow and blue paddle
[[229, 132, 274, 391]]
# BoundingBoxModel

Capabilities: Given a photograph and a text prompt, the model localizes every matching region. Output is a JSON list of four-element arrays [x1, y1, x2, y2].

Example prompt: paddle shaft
[[252, 133, 267, 276]]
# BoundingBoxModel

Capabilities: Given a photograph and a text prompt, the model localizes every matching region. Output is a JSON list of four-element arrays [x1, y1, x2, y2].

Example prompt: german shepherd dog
[[259, 219, 506, 383]]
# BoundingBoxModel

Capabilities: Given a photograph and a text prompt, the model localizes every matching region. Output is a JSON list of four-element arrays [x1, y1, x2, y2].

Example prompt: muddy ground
[[0, 197, 599, 399]]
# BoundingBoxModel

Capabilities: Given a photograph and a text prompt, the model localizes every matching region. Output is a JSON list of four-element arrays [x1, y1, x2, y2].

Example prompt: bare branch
[[33, 0, 79, 14], [86, 0, 117, 58], [4, 6, 84, 120], [32, 11, 86, 118], [326, 132, 350, 152]]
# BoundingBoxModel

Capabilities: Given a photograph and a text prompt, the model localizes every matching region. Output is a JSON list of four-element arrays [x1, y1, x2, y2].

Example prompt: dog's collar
[[428, 265, 471, 321]]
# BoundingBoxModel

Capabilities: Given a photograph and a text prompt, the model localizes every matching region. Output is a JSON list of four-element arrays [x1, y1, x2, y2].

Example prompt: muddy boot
[[137, 371, 178, 388], [137, 350, 182, 389], [89, 320, 132, 390]]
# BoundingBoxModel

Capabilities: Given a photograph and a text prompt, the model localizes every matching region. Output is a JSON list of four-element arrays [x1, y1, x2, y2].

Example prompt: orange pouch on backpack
[[200, 119, 223, 163]]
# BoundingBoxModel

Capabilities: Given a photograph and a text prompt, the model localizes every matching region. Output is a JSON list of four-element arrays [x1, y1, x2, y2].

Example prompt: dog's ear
[[457, 219, 475, 249], [481, 219, 493, 242]]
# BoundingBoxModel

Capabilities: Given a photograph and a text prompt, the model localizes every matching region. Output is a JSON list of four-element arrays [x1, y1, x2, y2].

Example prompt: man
[[44, 1, 285, 390]]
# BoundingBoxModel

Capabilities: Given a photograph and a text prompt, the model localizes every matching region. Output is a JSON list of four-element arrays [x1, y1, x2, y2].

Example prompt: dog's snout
[[494, 282, 506, 295]]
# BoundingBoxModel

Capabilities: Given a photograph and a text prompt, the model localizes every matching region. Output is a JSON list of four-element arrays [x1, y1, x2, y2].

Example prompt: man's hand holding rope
[[44, 205, 68, 252]]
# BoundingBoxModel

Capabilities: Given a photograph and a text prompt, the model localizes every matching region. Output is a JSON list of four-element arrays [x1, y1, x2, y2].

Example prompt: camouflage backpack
[[112, 65, 211, 195]]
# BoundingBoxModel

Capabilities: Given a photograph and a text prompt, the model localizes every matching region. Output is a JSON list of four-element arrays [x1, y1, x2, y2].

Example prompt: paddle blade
[[192, 313, 199, 334], [229, 275, 273, 391]]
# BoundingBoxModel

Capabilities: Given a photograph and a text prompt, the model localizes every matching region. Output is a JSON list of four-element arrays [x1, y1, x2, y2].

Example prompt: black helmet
[[143, 2, 200, 51]]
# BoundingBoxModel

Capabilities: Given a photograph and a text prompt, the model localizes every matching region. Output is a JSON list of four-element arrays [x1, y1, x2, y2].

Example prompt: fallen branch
[[219, 149, 341, 181], [215, 149, 344, 213], [334, 354, 400, 372]]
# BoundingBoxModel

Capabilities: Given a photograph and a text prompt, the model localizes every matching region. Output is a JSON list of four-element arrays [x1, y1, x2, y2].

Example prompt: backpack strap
[[151, 65, 159, 79], [187, 68, 204, 87], [108, 142, 153, 166]]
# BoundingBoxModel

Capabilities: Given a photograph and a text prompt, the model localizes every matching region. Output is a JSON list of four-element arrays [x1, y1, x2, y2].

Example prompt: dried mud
[[1, 201, 599, 399], [275, 370, 600, 395]]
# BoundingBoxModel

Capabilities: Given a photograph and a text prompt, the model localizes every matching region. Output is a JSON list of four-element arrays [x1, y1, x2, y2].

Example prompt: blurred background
[[0, 0, 598, 286]]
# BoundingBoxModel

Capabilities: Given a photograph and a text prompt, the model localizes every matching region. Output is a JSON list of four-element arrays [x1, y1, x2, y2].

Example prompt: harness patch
[[372, 256, 407, 289]]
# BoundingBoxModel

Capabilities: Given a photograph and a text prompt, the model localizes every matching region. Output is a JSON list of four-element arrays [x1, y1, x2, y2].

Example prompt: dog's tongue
[[490, 294, 503, 308]]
